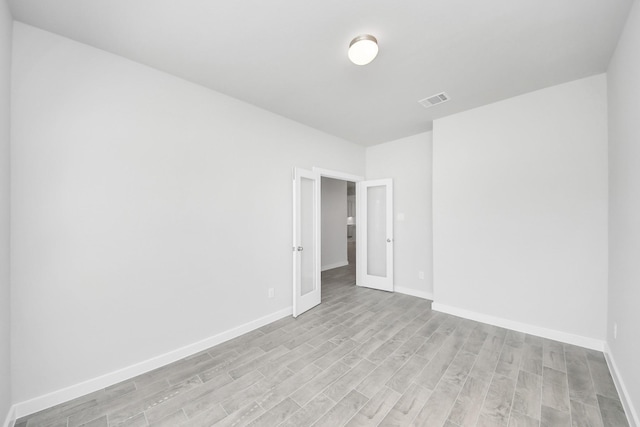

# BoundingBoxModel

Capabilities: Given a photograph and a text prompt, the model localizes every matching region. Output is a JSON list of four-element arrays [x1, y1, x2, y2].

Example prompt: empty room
[[1, 1, 639, 426]]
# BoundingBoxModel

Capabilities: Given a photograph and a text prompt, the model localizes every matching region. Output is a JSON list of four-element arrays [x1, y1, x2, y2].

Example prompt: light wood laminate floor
[[16, 264, 628, 427]]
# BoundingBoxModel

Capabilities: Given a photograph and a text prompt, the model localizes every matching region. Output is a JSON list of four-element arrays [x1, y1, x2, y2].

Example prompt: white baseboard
[[13, 306, 293, 419], [321, 261, 349, 272], [395, 286, 433, 301], [432, 302, 605, 351], [604, 343, 639, 427], [2, 405, 15, 427]]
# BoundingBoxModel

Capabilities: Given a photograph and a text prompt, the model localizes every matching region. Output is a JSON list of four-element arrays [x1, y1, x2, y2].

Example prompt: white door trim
[[312, 167, 364, 183]]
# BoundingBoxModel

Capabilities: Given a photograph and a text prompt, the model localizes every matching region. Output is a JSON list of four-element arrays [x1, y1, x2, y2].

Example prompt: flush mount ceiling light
[[348, 34, 378, 65]]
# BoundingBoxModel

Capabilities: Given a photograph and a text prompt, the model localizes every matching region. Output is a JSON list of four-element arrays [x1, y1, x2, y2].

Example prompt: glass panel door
[[357, 179, 393, 291], [292, 168, 321, 316], [300, 175, 315, 296], [366, 184, 387, 277]]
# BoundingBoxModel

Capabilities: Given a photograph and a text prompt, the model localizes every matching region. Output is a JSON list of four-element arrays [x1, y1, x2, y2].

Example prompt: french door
[[292, 168, 321, 317], [357, 179, 394, 291], [293, 169, 394, 317]]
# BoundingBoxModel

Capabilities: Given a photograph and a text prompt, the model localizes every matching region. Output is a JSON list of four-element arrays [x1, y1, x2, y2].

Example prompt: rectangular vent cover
[[418, 92, 450, 108]]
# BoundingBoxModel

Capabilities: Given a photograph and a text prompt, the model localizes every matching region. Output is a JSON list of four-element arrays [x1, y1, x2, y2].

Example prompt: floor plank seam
[[16, 264, 629, 427]]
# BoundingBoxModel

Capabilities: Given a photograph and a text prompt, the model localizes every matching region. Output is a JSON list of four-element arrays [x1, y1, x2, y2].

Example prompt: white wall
[[366, 132, 433, 299], [0, 0, 11, 424], [10, 23, 365, 404], [321, 177, 347, 271], [433, 75, 608, 345], [607, 0, 640, 422]]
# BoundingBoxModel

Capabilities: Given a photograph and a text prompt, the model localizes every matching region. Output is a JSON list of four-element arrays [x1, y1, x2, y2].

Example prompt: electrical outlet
[[268, 288, 274, 298], [418, 271, 425, 280], [614, 322, 618, 339]]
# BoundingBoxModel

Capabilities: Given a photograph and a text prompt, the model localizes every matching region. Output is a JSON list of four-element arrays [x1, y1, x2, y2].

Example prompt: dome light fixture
[[348, 34, 378, 65]]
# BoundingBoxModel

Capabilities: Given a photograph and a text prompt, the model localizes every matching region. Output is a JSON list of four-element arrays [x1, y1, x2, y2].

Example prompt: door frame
[[313, 168, 364, 184], [294, 167, 397, 316]]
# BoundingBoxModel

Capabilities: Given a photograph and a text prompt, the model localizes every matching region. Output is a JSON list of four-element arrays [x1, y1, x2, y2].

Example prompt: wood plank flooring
[[16, 264, 629, 426]]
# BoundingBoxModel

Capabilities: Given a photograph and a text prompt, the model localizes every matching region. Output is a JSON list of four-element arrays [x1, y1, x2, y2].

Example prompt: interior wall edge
[[432, 302, 605, 351], [320, 261, 349, 272], [604, 343, 639, 427], [11, 306, 292, 419], [2, 405, 15, 427]]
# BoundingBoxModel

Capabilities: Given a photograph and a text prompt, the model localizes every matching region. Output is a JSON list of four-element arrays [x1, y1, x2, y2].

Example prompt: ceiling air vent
[[418, 92, 450, 109]]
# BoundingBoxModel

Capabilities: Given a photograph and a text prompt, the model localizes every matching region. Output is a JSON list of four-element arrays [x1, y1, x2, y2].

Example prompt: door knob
[[297, 246, 304, 251], [387, 238, 392, 243]]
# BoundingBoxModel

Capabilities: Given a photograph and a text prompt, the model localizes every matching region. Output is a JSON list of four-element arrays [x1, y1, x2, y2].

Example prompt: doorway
[[320, 177, 357, 298], [292, 167, 394, 317]]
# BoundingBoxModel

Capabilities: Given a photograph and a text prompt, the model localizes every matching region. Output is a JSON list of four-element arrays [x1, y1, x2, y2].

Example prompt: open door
[[292, 168, 321, 317], [357, 179, 393, 291]]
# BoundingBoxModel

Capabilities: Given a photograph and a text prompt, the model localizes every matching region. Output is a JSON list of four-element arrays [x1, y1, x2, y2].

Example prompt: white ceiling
[[8, 0, 634, 146]]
